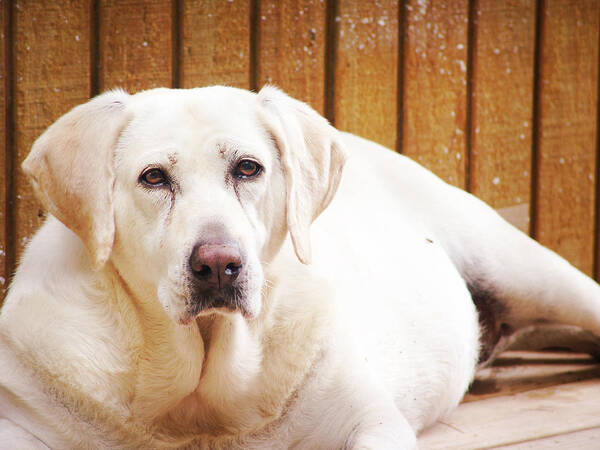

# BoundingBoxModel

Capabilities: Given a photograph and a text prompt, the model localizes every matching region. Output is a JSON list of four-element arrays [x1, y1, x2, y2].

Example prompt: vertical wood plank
[[180, 0, 250, 89], [98, 0, 173, 92], [13, 0, 91, 261], [470, 0, 536, 233], [257, 0, 327, 114], [334, 0, 398, 150], [0, 0, 7, 299], [534, 0, 599, 275], [402, 0, 469, 188]]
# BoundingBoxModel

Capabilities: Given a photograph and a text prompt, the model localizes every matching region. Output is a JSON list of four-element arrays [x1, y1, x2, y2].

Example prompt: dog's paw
[[344, 424, 417, 450]]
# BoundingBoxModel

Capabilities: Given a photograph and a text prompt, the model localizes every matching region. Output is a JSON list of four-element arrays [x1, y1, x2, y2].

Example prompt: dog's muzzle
[[185, 241, 250, 317]]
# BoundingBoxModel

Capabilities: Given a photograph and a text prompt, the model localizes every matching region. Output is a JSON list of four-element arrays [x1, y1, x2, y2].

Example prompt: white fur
[[0, 86, 598, 449]]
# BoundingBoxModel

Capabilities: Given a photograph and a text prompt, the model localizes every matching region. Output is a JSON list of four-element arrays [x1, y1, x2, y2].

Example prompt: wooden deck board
[[419, 351, 600, 449], [495, 427, 600, 449]]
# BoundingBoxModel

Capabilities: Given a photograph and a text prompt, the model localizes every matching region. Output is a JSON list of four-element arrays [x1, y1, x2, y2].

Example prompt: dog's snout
[[190, 243, 243, 288]]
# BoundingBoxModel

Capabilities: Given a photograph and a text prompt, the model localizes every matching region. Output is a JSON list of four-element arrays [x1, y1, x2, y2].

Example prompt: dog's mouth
[[166, 253, 264, 325], [178, 285, 258, 324]]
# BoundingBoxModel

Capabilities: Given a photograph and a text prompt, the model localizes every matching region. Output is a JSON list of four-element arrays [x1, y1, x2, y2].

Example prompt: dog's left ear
[[22, 90, 131, 270], [258, 86, 346, 264]]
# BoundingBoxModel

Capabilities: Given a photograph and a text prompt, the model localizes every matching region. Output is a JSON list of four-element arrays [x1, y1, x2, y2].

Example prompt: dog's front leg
[[292, 394, 417, 450], [289, 355, 417, 450], [342, 406, 417, 450]]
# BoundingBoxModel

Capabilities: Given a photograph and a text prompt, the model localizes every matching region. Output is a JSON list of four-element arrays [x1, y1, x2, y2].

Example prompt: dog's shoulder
[[0, 216, 142, 425]]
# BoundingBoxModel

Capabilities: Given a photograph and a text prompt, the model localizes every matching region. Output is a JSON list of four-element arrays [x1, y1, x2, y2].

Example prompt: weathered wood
[[257, 0, 327, 114], [533, 0, 599, 275], [402, 0, 469, 188], [469, 0, 536, 233], [496, 427, 600, 449], [13, 0, 91, 261], [98, 0, 173, 92], [180, 0, 250, 89], [419, 377, 600, 449], [334, 0, 398, 150], [0, 0, 8, 301], [465, 350, 600, 402]]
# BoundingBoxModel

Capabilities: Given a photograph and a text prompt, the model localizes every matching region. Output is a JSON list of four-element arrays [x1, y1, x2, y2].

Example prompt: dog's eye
[[140, 168, 168, 186], [234, 160, 262, 179]]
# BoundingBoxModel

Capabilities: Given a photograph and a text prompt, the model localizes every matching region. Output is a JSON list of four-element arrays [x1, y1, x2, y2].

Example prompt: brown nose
[[189, 243, 243, 289]]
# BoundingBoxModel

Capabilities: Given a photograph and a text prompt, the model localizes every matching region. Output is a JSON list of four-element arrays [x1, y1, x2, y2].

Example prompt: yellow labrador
[[1, 86, 599, 449]]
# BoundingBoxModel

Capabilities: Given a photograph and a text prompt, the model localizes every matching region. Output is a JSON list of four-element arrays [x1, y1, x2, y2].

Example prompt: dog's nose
[[189, 243, 243, 288]]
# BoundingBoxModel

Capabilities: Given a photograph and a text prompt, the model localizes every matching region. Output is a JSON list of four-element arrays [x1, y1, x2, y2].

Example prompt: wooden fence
[[1, 0, 599, 301]]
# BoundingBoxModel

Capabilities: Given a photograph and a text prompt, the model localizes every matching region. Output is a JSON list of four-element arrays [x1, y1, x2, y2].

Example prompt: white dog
[[0, 86, 599, 449]]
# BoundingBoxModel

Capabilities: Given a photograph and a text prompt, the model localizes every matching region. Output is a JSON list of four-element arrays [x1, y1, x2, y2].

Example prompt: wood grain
[[0, 0, 7, 300], [180, 0, 250, 89], [419, 377, 600, 449], [534, 0, 599, 275], [257, 0, 327, 114], [13, 0, 91, 261], [465, 351, 600, 402], [469, 0, 536, 233], [497, 427, 600, 449], [333, 0, 398, 150], [1, 1, 599, 294], [402, 0, 469, 188], [98, 0, 173, 92]]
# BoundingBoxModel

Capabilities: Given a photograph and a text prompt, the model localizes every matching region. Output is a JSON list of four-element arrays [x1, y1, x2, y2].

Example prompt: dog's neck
[[105, 259, 282, 440], [100, 261, 206, 420], [154, 261, 335, 445]]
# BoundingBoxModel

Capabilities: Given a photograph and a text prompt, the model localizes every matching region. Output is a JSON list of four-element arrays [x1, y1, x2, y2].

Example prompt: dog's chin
[[177, 292, 261, 325]]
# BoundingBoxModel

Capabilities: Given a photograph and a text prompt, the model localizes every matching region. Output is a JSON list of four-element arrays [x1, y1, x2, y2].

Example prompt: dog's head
[[22, 86, 345, 324]]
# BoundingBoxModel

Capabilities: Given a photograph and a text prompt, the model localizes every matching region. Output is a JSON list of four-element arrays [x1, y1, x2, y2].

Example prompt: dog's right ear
[[257, 86, 346, 265], [22, 90, 131, 270]]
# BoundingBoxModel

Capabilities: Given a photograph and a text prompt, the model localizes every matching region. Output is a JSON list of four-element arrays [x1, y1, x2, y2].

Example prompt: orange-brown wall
[[1, 0, 599, 302]]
